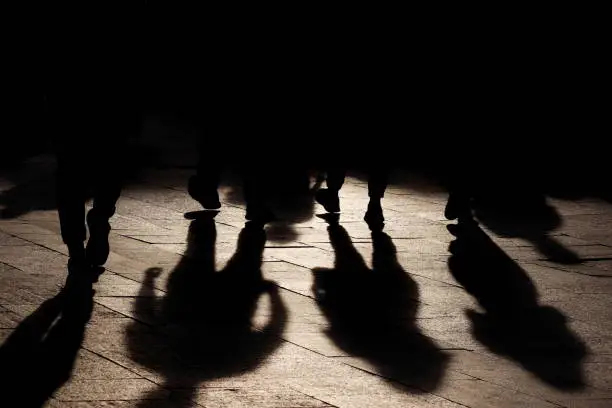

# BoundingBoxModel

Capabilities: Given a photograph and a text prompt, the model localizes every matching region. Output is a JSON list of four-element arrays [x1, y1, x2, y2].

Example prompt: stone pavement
[[1, 155, 612, 407]]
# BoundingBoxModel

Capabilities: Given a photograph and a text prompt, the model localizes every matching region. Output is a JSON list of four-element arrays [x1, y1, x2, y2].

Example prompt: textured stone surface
[[2, 158, 612, 407]]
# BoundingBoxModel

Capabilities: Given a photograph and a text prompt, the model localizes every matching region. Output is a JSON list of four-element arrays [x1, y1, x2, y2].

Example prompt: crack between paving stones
[[334, 360, 474, 408], [0, 260, 26, 272], [84, 346, 149, 380], [285, 386, 341, 408], [526, 261, 612, 278]]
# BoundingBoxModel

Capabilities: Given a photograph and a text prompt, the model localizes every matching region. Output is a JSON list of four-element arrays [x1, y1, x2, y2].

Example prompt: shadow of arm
[[258, 282, 287, 338], [132, 267, 162, 325]]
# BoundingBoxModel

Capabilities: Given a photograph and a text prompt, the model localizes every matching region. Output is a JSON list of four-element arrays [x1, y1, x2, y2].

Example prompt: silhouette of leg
[[326, 168, 346, 192], [188, 136, 221, 209], [84, 110, 134, 267], [56, 150, 87, 264], [316, 167, 344, 213], [50, 87, 93, 274], [49, 61, 140, 273], [243, 166, 275, 224], [86, 162, 121, 267], [365, 166, 388, 228], [444, 168, 474, 222]]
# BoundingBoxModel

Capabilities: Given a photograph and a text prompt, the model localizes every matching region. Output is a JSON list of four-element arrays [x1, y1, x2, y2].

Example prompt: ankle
[[68, 243, 85, 260], [368, 199, 382, 209]]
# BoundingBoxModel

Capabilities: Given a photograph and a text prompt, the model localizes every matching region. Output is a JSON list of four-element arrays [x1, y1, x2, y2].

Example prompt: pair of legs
[[50, 89, 138, 271], [316, 166, 389, 227], [188, 136, 273, 223], [55, 142, 122, 268]]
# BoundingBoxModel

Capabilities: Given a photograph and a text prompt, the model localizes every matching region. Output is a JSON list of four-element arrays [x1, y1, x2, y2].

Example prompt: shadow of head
[[473, 193, 561, 238], [447, 223, 587, 390], [471, 197, 582, 265], [468, 306, 587, 390], [312, 226, 448, 392]]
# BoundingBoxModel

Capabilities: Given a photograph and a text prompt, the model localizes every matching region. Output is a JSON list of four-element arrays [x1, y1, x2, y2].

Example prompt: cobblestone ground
[[1, 152, 611, 407]]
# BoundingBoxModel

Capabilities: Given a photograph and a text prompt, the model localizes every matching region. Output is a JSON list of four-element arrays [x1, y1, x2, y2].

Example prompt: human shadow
[[312, 217, 448, 392], [472, 190, 582, 265], [128, 214, 287, 407], [0, 275, 94, 407], [447, 221, 587, 389], [0, 161, 58, 219]]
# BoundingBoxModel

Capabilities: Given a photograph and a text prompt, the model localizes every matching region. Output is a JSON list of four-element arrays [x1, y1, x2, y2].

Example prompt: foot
[[65, 257, 95, 292], [86, 211, 111, 267], [364, 201, 384, 231], [62, 264, 95, 321], [445, 193, 472, 221], [188, 178, 221, 210], [315, 188, 340, 213]]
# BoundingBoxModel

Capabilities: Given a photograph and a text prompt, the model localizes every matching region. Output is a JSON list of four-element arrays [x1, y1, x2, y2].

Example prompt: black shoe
[[364, 203, 384, 231], [62, 266, 95, 321], [188, 177, 221, 209], [315, 188, 340, 213], [86, 211, 111, 267], [65, 257, 95, 291], [445, 193, 471, 221]]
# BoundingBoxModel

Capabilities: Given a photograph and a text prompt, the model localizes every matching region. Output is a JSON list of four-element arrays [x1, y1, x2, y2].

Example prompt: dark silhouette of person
[[312, 216, 448, 392], [316, 166, 389, 229], [128, 215, 286, 407], [42, 2, 144, 269], [307, 25, 407, 230], [52, 132, 130, 272], [44, 5, 144, 273], [447, 221, 587, 389], [307, 50, 394, 227], [0, 274, 95, 407]]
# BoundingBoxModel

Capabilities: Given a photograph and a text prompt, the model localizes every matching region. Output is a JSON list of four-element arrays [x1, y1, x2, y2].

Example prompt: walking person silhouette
[[45, 4, 143, 275]]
